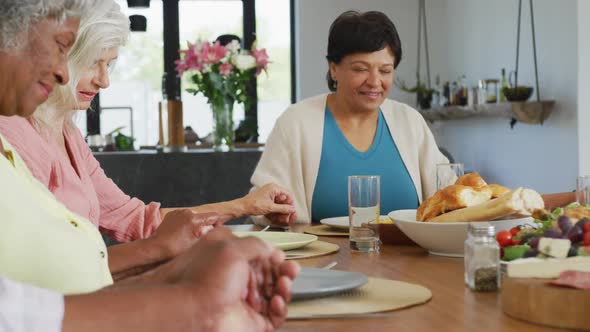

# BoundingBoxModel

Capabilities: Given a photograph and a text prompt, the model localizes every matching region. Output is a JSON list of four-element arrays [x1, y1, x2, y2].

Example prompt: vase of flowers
[[176, 39, 269, 151]]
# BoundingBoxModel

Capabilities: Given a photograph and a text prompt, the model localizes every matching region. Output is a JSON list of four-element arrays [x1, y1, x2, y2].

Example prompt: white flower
[[226, 40, 241, 54], [202, 63, 212, 73], [232, 54, 256, 71]]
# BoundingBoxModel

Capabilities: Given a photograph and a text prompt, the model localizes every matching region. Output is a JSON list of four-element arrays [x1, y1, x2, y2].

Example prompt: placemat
[[288, 277, 432, 319], [303, 224, 349, 237], [285, 240, 339, 260]]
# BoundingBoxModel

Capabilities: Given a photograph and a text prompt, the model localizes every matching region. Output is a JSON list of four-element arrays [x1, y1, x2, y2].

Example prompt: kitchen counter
[[94, 149, 262, 223]]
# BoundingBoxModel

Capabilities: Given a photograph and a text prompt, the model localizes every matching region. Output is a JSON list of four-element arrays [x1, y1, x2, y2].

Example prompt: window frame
[[87, 0, 297, 143]]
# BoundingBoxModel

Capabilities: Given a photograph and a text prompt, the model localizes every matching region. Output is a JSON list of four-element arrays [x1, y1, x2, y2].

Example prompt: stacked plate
[[291, 268, 368, 300], [233, 231, 318, 250]]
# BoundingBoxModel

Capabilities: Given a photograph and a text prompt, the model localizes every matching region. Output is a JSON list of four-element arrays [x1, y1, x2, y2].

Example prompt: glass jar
[[464, 223, 500, 292], [478, 79, 499, 104]]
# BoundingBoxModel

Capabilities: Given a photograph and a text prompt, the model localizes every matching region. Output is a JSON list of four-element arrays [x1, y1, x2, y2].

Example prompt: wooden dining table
[[279, 225, 564, 332]]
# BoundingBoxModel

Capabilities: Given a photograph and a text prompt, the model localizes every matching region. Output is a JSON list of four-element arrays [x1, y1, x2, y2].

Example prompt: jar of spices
[[464, 223, 500, 292], [478, 79, 499, 104]]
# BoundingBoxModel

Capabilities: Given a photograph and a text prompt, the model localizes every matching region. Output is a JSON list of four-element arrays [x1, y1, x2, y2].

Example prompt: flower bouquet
[[176, 39, 269, 151]]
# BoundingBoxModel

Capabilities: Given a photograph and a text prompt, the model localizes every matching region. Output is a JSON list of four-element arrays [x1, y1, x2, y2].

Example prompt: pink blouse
[[0, 116, 161, 242]]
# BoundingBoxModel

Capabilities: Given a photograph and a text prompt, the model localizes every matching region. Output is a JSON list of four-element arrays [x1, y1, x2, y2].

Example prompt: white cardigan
[[250, 94, 448, 224]]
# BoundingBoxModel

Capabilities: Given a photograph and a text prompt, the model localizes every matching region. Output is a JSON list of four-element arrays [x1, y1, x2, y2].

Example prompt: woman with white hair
[[0, 0, 297, 277], [0, 2, 297, 330]]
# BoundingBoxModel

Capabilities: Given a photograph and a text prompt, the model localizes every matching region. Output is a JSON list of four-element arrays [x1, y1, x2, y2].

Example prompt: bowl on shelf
[[502, 86, 534, 102], [388, 209, 536, 257]]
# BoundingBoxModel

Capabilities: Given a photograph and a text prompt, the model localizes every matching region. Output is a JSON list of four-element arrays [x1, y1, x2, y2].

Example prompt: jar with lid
[[464, 223, 500, 292], [478, 79, 499, 103]]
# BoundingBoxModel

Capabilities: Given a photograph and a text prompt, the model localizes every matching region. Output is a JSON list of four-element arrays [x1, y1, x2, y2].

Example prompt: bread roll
[[484, 184, 511, 198], [455, 173, 487, 188], [416, 185, 493, 221], [428, 188, 526, 222], [428, 188, 545, 222]]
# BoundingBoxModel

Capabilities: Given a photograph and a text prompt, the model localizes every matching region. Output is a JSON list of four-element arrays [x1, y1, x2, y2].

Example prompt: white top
[[250, 94, 448, 224], [0, 276, 64, 332]]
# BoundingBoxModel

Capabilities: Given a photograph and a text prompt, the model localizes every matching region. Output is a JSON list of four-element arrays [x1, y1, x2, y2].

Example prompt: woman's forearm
[[107, 239, 169, 279], [160, 199, 248, 223]]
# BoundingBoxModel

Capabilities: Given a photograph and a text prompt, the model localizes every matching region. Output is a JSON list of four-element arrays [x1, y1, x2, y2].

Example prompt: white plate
[[388, 209, 536, 257], [291, 268, 368, 300], [319, 216, 349, 230], [320, 215, 390, 230], [233, 231, 318, 251]]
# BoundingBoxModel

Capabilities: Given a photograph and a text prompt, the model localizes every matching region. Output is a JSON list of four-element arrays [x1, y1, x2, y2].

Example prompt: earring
[[333, 79, 338, 89]]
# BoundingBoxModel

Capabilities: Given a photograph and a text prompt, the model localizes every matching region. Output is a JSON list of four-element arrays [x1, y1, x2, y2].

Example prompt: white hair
[[0, 0, 92, 51], [34, 0, 130, 126]]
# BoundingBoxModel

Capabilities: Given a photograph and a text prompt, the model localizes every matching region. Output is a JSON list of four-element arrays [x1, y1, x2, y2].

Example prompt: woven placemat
[[285, 241, 339, 260], [303, 224, 349, 237], [288, 277, 432, 319]]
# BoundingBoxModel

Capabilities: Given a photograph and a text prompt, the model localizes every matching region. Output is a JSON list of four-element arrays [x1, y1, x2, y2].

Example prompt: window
[[85, 0, 292, 145], [179, 1, 244, 141], [256, 0, 292, 141]]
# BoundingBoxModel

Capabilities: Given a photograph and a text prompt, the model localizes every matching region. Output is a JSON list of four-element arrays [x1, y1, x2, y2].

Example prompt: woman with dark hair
[[251, 10, 448, 224]]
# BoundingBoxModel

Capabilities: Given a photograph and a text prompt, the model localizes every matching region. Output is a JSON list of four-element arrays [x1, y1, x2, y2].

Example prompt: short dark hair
[[326, 10, 402, 91]]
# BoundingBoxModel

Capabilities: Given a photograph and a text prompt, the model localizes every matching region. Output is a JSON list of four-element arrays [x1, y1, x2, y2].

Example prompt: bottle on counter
[[449, 81, 458, 105], [431, 75, 441, 107], [500, 68, 508, 102], [443, 81, 450, 106], [457, 75, 468, 106], [464, 223, 500, 292], [158, 74, 169, 148]]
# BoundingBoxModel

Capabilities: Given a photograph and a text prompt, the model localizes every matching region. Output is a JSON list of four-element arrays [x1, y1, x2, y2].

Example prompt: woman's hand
[[156, 227, 300, 331], [239, 184, 297, 226], [149, 209, 220, 260]]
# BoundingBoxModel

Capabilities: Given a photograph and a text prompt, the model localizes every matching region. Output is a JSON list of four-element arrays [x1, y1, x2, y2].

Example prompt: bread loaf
[[416, 185, 492, 221], [455, 173, 487, 188], [484, 184, 511, 198], [427, 188, 544, 222]]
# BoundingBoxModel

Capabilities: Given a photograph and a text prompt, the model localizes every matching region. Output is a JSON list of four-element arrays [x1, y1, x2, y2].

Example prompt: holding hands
[[145, 227, 300, 331], [239, 183, 297, 226]]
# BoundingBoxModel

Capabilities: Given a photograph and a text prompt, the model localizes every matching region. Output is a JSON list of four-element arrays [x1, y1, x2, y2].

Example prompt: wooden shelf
[[419, 100, 555, 125]]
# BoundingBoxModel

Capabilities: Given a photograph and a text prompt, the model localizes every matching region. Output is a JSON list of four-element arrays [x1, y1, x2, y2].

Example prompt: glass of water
[[436, 163, 464, 190], [348, 175, 380, 252], [576, 175, 590, 205]]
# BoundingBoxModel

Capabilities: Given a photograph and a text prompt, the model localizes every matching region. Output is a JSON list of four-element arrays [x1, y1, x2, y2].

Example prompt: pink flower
[[201, 41, 227, 65], [252, 48, 269, 75], [219, 62, 233, 76], [176, 42, 204, 75], [175, 59, 188, 76]]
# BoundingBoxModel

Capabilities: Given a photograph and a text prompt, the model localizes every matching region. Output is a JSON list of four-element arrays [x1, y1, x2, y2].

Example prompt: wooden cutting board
[[501, 276, 590, 330]]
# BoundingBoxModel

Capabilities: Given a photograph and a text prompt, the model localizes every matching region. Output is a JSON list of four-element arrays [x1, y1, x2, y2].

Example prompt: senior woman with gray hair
[[0, 1, 298, 331]]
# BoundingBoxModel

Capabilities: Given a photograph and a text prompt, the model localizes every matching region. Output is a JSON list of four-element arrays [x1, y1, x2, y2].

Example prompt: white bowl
[[388, 209, 536, 257]]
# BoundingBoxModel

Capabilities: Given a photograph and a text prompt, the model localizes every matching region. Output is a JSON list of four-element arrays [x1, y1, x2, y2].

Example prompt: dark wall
[[94, 149, 262, 225]]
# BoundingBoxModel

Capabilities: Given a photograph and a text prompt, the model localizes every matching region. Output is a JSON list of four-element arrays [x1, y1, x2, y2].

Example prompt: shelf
[[419, 100, 555, 125]]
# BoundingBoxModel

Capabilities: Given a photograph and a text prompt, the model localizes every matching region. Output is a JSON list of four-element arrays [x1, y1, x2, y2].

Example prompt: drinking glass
[[348, 175, 380, 252], [576, 175, 590, 205], [436, 163, 465, 190]]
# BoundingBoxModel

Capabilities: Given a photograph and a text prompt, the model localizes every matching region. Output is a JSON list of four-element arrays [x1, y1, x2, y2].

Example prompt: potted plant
[[395, 78, 435, 110]]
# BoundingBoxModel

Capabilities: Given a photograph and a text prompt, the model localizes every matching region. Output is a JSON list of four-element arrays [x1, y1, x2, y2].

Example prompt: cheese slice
[[538, 238, 571, 259], [504, 256, 590, 279]]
